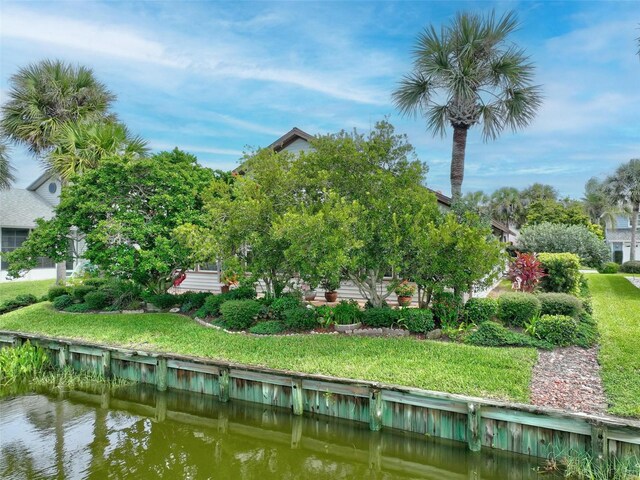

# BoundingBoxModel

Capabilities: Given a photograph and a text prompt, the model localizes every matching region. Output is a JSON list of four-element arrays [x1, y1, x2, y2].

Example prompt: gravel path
[[530, 346, 608, 415], [626, 276, 640, 289]]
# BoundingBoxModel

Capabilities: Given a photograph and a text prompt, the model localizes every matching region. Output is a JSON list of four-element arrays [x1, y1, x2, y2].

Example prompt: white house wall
[[32, 177, 62, 206]]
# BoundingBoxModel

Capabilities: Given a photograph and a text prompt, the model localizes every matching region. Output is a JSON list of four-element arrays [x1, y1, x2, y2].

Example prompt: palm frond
[[392, 72, 435, 118], [425, 104, 449, 137]]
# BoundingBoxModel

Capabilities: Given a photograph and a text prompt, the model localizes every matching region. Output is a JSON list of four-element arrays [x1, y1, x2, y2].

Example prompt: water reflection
[[0, 385, 552, 479]]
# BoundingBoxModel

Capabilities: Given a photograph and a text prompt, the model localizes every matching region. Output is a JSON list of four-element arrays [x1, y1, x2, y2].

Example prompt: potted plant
[[301, 282, 317, 302], [220, 258, 242, 294], [321, 276, 341, 303], [394, 280, 415, 307]]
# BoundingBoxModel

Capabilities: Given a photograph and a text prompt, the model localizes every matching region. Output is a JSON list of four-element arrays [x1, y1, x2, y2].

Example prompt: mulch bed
[[530, 346, 608, 415]]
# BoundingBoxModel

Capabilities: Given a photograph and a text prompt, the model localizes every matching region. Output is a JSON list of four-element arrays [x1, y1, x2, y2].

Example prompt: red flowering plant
[[508, 252, 546, 293]]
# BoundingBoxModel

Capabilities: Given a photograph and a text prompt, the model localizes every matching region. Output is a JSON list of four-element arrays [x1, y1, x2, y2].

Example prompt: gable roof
[[26, 171, 56, 191], [267, 127, 313, 153], [0, 189, 55, 228]]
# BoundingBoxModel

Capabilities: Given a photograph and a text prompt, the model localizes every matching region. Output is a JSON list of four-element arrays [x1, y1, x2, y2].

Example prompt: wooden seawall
[[1, 330, 638, 461]]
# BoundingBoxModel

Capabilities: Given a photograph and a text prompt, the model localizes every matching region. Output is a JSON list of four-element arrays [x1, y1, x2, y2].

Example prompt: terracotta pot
[[221, 285, 230, 294], [324, 291, 338, 302], [397, 295, 412, 307], [304, 291, 317, 301]]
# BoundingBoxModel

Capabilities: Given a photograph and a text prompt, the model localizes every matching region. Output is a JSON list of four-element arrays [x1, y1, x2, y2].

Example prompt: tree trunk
[[631, 203, 639, 262], [450, 125, 469, 201], [56, 261, 66, 285]]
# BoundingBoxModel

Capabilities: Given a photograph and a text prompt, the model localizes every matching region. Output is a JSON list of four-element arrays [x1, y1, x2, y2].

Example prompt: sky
[[1, 0, 638, 198]]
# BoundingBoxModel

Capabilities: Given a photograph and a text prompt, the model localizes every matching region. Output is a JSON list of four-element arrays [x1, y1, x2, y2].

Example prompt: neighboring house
[[605, 214, 639, 263]]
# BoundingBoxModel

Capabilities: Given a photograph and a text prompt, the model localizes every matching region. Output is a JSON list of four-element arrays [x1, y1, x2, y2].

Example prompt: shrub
[[0, 294, 39, 315], [575, 313, 598, 348], [508, 252, 546, 292], [227, 285, 257, 300], [362, 307, 399, 328], [176, 291, 210, 312], [466, 321, 550, 348], [283, 307, 318, 331], [220, 300, 261, 330], [598, 262, 620, 274], [537, 293, 583, 318], [84, 291, 109, 310], [498, 292, 541, 327], [99, 279, 142, 309], [399, 308, 435, 333], [538, 252, 582, 295], [201, 293, 233, 317], [147, 293, 180, 310], [531, 314, 577, 346], [333, 300, 362, 325], [464, 298, 498, 324], [270, 295, 302, 319], [431, 291, 463, 328], [83, 277, 108, 288], [14, 294, 38, 306], [48, 286, 70, 302], [53, 294, 74, 310], [621, 261, 640, 274], [64, 303, 93, 313], [71, 285, 96, 301], [516, 222, 610, 268], [249, 320, 286, 335]]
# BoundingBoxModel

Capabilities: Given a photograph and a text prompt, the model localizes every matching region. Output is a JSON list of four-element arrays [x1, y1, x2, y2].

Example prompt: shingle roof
[[0, 189, 55, 228]]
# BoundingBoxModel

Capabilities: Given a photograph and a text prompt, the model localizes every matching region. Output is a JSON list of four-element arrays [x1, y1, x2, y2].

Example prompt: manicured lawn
[[0, 280, 55, 303], [589, 274, 640, 418], [0, 302, 538, 402]]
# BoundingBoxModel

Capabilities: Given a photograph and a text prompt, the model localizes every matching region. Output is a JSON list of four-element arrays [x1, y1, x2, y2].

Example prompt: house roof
[[26, 171, 55, 191], [267, 127, 313, 153], [0, 189, 55, 229]]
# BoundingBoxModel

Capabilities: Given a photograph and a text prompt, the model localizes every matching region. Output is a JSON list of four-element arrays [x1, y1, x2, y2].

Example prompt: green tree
[[490, 187, 523, 238], [0, 140, 15, 190], [393, 10, 542, 200], [605, 159, 640, 261], [525, 198, 604, 238], [521, 183, 558, 204], [1, 60, 114, 155], [7, 149, 213, 293], [48, 121, 148, 181], [583, 177, 619, 228]]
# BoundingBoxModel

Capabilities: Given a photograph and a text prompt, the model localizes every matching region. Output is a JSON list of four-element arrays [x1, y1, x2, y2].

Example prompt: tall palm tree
[[48, 121, 148, 181], [1, 59, 114, 155], [393, 10, 542, 200], [490, 187, 523, 241], [605, 159, 640, 261], [0, 140, 15, 190], [583, 177, 620, 228]]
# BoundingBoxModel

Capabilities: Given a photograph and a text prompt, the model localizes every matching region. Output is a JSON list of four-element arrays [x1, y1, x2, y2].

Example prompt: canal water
[[0, 384, 555, 479]]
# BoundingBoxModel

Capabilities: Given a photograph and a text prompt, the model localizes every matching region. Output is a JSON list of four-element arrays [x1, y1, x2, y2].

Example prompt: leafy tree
[[490, 187, 523, 237], [524, 198, 604, 238], [521, 183, 558, 204], [393, 10, 542, 199], [605, 159, 640, 261], [0, 60, 114, 155], [7, 149, 213, 293], [0, 140, 15, 190], [48, 121, 148, 181]]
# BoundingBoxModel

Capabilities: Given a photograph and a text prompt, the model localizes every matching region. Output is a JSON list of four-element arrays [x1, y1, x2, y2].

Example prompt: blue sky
[[1, 0, 638, 198]]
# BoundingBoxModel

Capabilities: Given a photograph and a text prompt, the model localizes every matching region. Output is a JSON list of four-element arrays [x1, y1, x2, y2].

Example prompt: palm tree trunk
[[631, 203, 639, 262], [450, 125, 469, 201]]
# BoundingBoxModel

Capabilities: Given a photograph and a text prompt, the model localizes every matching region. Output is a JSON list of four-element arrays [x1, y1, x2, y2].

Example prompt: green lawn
[[589, 274, 640, 418], [0, 280, 55, 303], [0, 302, 538, 402]]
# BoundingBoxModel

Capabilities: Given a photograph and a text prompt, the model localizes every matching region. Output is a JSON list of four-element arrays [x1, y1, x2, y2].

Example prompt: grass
[[0, 279, 55, 303], [588, 274, 640, 418], [0, 302, 538, 402]]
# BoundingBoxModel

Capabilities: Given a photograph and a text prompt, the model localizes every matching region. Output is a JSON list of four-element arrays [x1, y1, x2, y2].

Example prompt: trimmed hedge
[[621, 261, 640, 274], [466, 321, 550, 348], [84, 291, 109, 310], [537, 292, 583, 318], [464, 298, 498, 324], [538, 252, 582, 295], [53, 294, 74, 310], [220, 300, 261, 330], [147, 293, 180, 310], [333, 300, 362, 325], [531, 314, 577, 346], [498, 292, 541, 327], [283, 307, 318, 331], [249, 320, 286, 335], [362, 307, 398, 328], [48, 286, 70, 302], [598, 262, 619, 274], [400, 308, 435, 334]]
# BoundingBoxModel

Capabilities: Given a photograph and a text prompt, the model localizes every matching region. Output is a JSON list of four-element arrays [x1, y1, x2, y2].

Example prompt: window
[[1, 228, 55, 270], [48, 182, 57, 194]]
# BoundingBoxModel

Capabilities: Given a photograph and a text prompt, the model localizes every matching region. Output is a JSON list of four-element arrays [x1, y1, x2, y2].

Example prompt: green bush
[[362, 307, 399, 328], [498, 292, 541, 327], [538, 252, 582, 295], [84, 291, 109, 310], [531, 314, 577, 346], [537, 292, 583, 318], [71, 285, 96, 301], [201, 293, 233, 317], [176, 291, 210, 313], [621, 261, 640, 274], [465, 321, 550, 348], [83, 277, 108, 288], [399, 308, 435, 333], [53, 294, 74, 310], [48, 286, 70, 302], [598, 262, 620, 274], [98, 279, 142, 309], [270, 295, 302, 319], [227, 285, 257, 300], [283, 307, 317, 331], [220, 300, 261, 330], [0, 294, 39, 315], [64, 303, 93, 313], [14, 294, 38, 306], [575, 313, 598, 348], [431, 291, 463, 328], [249, 320, 286, 335], [147, 293, 180, 309], [333, 300, 362, 325], [464, 298, 498, 324]]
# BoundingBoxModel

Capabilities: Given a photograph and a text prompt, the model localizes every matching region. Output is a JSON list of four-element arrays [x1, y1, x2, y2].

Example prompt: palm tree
[[393, 10, 542, 200], [605, 159, 640, 261], [0, 140, 15, 190], [583, 177, 620, 228], [1, 59, 114, 155], [48, 121, 148, 181], [490, 187, 523, 241]]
